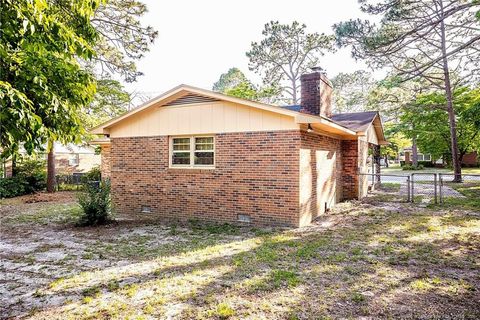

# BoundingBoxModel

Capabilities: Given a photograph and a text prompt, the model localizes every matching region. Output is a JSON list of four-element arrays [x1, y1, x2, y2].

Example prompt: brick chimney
[[300, 67, 333, 118]]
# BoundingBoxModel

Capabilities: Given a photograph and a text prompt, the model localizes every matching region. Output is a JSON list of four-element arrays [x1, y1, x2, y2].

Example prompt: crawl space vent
[[141, 205, 152, 213], [238, 214, 251, 223]]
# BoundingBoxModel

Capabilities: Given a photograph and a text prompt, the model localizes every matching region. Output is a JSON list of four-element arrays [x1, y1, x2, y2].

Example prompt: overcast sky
[[124, 0, 373, 100]]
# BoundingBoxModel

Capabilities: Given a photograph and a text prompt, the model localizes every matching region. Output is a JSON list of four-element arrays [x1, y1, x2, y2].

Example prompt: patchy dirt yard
[[1, 192, 479, 319]]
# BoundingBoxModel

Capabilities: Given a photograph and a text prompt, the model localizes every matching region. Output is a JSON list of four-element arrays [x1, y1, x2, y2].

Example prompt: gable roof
[[90, 84, 358, 137], [331, 111, 378, 131], [331, 111, 387, 144]]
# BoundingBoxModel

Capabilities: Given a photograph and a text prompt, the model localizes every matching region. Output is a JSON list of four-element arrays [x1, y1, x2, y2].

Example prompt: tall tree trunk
[[440, 0, 462, 182], [47, 140, 55, 193], [291, 78, 298, 105], [412, 134, 418, 167]]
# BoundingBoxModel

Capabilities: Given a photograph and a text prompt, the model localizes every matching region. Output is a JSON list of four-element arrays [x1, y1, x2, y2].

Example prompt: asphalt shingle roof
[[330, 111, 378, 132]]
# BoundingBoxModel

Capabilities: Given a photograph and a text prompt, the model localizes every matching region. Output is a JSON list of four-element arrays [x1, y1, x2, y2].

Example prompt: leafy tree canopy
[[82, 78, 131, 129], [0, 0, 100, 157], [331, 70, 375, 113], [400, 87, 480, 160], [213, 68, 278, 103], [247, 21, 334, 104]]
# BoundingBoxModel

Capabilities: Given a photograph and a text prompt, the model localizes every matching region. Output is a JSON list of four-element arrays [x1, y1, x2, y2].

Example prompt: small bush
[[81, 166, 101, 183], [78, 180, 112, 226], [0, 159, 46, 198], [0, 176, 28, 198], [402, 164, 424, 170]]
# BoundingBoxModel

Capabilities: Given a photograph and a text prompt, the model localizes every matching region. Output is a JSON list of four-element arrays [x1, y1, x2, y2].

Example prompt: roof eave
[[295, 114, 357, 136]]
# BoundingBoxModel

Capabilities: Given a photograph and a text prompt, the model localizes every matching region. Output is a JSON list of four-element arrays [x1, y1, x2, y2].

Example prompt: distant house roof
[[330, 111, 378, 132]]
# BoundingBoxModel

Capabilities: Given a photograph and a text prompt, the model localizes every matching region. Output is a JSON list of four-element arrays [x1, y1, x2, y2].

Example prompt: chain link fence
[[360, 173, 412, 202], [361, 172, 480, 205], [439, 174, 480, 204]]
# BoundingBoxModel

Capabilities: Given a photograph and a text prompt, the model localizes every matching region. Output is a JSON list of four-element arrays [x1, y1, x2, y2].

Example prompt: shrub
[[81, 166, 101, 183], [0, 159, 46, 198], [16, 159, 47, 192], [402, 164, 424, 170], [0, 176, 28, 198], [78, 180, 112, 226]]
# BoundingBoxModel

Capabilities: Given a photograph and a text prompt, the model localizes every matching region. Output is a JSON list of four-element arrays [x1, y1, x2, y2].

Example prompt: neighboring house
[[51, 143, 101, 175], [3, 143, 100, 177], [91, 70, 388, 227], [401, 147, 478, 167]]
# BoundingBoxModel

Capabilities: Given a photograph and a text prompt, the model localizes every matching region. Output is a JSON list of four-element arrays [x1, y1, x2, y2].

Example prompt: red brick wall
[[299, 131, 342, 226], [101, 145, 111, 178], [462, 152, 478, 166], [109, 130, 361, 227], [110, 131, 301, 227], [300, 72, 333, 118], [342, 140, 359, 200]]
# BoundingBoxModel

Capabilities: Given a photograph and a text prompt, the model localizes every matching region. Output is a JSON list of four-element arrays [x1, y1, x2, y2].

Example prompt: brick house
[[91, 70, 387, 227], [402, 147, 478, 167], [2, 143, 100, 178]]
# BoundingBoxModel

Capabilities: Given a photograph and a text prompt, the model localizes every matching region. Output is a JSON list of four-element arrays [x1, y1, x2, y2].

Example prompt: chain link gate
[[360, 173, 412, 202]]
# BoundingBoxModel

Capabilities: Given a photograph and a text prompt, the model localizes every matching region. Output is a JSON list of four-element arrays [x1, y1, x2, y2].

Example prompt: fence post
[[411, 173, 415, 203], [407, 176, 411, 202], [439, 173, 443, 204], [434, 173, 437, 204]]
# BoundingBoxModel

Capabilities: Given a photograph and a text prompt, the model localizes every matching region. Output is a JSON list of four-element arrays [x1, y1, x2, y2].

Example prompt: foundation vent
[[141, 205, 152, 213], [238, 214, 251, 223]]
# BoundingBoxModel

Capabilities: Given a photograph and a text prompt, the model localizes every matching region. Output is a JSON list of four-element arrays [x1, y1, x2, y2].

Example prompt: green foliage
[[0, 176, 29, 198], [331, 70, 375, 113], [400, 87, 480, 160], [402, 164, 424, 171], [213, 68, 249, 92], [15, 159, 47, 192], [247, 21, 334, 104], [83, 79, 130, 129], [213, 68, 278, 102], [0, 159, 46, 198], [81, 166, 102, 183], [211, 302, 235, 319], [0, 0, 99, 158], [78, 180, 112, 226]]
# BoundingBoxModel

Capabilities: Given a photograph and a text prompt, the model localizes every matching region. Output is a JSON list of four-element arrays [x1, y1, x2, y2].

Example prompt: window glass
[[172, 152, 190, 165], [171, 136, 214, 167], [194, 137, 214, 165], [173, 138, 190, 151], [194, 152, 214, 165], [424, 154, 431, 161]]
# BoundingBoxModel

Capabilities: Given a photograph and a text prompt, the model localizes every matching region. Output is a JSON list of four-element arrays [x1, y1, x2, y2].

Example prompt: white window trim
[[169, 135, 215, 169]]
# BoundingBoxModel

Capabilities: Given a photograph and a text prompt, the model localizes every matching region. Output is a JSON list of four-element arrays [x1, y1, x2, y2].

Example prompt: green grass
[[379, 182, 401, 192], [438, 182, 480, 210], [384, 166, 480, 175]]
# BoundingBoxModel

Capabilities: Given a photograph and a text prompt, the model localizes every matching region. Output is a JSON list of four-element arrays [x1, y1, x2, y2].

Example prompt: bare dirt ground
[[1, 192, 479, 319]]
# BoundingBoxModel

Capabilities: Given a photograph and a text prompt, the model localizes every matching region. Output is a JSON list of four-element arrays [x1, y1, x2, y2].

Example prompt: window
[[69, 154, 79, 166], [170, 136, 214, 168], [417, 154, 424, 161], [424, 154, 431, 161]]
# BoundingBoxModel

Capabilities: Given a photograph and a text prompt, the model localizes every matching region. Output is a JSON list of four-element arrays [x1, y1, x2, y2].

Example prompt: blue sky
[[124, 0, 374, 100]]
